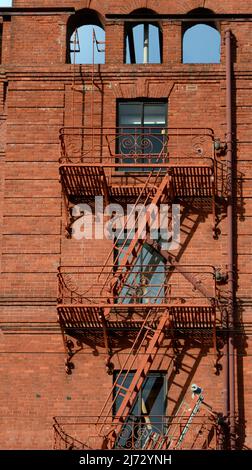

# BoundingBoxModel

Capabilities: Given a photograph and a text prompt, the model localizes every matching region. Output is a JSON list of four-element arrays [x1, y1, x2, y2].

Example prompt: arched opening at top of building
[[66, 9, 105, 64], [125, 9, 162, 64], [182, 8, 221, 64]]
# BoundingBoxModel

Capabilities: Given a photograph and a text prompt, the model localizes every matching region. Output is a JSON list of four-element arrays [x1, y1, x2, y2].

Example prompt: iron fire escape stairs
[[57, 165, 220, 447], [58, 141, 222, 448], [99, 187, 216, 320], [95, 170, 218, 448], [94, 173, 172, 446], [98, 169, 172, 310], [96, 307, 171, 447]]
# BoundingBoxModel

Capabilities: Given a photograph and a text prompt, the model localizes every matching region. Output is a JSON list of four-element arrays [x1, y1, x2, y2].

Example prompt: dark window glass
[[114, 241, 166, 304], [117, 101, 167, 170], [113, 372, 166, 448]]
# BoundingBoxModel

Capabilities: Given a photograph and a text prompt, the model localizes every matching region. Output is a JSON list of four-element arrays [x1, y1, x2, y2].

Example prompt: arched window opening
[[182, 8, 220, 64], [67, 9, 105, 64], [70, 25, 105, 64], [125, 10, 162, 64]]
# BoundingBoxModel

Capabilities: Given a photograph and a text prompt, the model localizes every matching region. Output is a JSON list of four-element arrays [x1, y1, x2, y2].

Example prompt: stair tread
[[116, 384, 129, 392]]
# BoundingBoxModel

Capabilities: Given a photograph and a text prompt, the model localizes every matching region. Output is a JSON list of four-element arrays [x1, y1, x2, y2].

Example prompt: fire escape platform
[[57, 303, 216, 332], [59, 163, 215, 202], [57, 303, 217, 373]]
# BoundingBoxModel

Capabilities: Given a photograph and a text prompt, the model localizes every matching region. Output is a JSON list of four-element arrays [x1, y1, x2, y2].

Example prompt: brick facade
[[0, 1, 251, 450]]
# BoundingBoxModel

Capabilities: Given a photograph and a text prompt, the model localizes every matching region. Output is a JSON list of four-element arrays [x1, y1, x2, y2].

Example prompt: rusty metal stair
[[96, 308, 170, 444], [98, 170, 171, 309]]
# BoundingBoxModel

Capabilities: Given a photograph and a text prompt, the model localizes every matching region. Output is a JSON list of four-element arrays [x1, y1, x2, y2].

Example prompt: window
[[125, 9, 162, 64], [70, 25, 105, 64], [182, 9, 221, 64], [117, 101, 167, 169], [114, 371, 166, 448], [125, 23, 162, 64], [114, 241, 166, 304], [67, 9, 105, 64]]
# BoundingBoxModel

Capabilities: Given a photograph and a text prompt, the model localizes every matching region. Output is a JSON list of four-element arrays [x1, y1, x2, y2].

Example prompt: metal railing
[[53, 414, 219, 450], [57, 265, 217, 307], [59, 126, 215, 166]]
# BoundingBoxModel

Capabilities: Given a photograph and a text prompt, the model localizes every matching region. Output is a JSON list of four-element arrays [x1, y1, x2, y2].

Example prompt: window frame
[[66, 9, 105, 64], [116, 99, 168, 173], [181, 8, 221, 64], [113, 370, 167, 418], [112, 370, 167, 448], [124, 21, 163, 64], [113, 238, 167, 305]]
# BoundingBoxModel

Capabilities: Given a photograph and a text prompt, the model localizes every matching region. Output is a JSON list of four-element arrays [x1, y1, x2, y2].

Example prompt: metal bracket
[[99, 309, 114, 375], [213, 338, 225, 376], [171, 339, 182, 374], [63, 336, 83, 375]]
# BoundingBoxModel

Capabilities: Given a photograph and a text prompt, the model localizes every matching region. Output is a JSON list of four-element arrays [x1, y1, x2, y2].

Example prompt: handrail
[[57, 265, 217, 305], [59, 126, 216, 164], [53, 412, 219, 450]]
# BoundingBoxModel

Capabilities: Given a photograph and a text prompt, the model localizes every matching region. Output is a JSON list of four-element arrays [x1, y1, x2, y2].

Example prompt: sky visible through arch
[[72, 23, 220, 64], [0, 1, 220, 63], [0, 0, 12, 6]]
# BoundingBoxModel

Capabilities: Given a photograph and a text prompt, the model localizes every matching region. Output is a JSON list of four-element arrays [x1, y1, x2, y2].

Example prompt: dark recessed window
[[113, 241, 166, 304], [113, 371, 166, 448], [117, 101, 167, 169]]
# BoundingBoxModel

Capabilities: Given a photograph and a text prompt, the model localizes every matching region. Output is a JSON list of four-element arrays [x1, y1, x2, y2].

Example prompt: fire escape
[[54, 30, 228, 451], [55, 122, 227, 449]]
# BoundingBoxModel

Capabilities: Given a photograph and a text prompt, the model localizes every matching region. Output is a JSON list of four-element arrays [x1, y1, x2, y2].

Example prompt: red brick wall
[[0, 1, 251, 450], [11, 1, 252, 14]]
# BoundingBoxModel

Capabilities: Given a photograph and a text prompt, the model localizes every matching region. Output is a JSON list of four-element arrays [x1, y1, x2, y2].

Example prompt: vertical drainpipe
[[225, 29, 236, 450]]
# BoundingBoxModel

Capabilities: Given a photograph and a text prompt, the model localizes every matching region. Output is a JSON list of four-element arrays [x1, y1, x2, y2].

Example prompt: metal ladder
[[96, 308, 171, 446]]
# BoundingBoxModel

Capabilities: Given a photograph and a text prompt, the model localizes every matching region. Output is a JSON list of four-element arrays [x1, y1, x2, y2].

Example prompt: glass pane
[[139, 245, 165, 303], [114, 372, 138, 414], [142, 375, 165, 419], [114, 372, 139, 449], [118, 104, 142, 167], [137, 374, 165, 447], [115, 242, 165, 304], [117, 102, 167, 171], [118, 104, 142, 126], [113, 372, 165, 449], [117, 127, 142, 165], [143, 104, 167, 166], [143, 104, 166, 126]]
